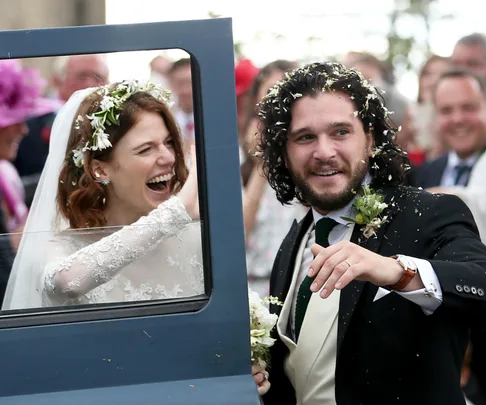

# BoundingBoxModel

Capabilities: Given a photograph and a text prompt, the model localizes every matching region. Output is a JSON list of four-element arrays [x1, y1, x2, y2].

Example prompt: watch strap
[[387, 255, 417, 290]]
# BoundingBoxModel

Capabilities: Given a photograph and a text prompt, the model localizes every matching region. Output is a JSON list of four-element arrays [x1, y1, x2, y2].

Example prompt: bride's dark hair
[[57, 84, 188, 229]]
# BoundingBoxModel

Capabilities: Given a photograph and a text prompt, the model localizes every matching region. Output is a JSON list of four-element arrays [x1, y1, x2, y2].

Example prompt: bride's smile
[[93, 111, 177, 226]]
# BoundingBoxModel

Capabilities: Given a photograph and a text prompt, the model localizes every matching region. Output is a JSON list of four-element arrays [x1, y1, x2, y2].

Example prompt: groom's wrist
[[385, 255, 417, 290]]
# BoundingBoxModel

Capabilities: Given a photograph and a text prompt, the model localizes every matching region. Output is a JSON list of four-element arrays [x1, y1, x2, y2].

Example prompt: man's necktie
[[294, 217, 338, 342], [454, 164, 472, 186]]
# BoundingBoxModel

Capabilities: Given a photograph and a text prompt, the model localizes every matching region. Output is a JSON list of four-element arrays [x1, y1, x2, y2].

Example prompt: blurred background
[[0, 0, 483, 100]]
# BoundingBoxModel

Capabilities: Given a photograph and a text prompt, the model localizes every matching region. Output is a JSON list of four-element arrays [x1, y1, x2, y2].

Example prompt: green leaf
[[108, 108, 118, 125], [340, 216, 356, 223]]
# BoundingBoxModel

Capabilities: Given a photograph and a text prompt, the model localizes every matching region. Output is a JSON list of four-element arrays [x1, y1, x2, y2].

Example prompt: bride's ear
[[90, 159, 109, 182]]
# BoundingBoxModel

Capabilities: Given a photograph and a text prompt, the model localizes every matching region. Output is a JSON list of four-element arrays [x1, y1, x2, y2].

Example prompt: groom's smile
[[286, 92, 372, 214]]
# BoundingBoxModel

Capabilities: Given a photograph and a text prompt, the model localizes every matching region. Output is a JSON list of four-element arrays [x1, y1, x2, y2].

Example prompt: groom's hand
[[252, 362, 270, 396], [308, 241, 409, 298]]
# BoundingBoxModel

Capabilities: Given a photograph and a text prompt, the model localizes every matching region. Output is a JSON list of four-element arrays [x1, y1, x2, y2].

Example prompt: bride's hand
[[178, 145, 200, 220], [252, 362, 270, 396]]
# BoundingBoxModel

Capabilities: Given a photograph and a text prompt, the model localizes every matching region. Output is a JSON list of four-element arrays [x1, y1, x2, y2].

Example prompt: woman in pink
[[0, 60, 60, 249]]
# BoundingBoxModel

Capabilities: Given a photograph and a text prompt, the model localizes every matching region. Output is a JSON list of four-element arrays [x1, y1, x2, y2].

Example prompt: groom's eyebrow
[[288, 121, 353, 138], [328, 121, 353, 129]]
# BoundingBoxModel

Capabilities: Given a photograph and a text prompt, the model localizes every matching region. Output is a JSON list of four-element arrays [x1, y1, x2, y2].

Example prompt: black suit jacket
[[263, 186, 486, 405], [407, 153, 448, 188], [14, 112, 55, 177], [13, 112, 56, 208], [408, 151, 486, 400]]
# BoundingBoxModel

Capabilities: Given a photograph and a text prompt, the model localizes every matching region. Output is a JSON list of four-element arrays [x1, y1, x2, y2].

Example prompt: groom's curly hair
[[57, 84, 188, 229], [255, 61, 410, 206]]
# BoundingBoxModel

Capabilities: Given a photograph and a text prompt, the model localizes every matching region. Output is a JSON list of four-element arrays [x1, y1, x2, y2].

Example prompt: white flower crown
[[71, 79, 173, 168]]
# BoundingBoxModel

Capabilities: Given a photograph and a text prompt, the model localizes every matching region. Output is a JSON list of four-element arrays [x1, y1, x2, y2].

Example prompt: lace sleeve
[[44, 196, 192, 302]]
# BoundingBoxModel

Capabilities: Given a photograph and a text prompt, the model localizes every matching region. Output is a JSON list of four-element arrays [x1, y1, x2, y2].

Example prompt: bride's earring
[[95, 172, 110, 186]]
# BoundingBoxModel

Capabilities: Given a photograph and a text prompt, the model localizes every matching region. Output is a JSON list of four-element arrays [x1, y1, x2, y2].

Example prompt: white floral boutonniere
[[248, 288, 283, 367], [341, 186, 388, 239]]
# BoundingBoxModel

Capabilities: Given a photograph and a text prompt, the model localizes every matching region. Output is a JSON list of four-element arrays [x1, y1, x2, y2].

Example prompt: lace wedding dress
[[41, 197, 204, 307], [1, 88, 205, 310]]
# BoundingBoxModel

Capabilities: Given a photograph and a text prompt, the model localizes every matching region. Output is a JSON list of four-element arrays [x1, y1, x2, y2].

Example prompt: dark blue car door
[[0, 18, 258, 405]]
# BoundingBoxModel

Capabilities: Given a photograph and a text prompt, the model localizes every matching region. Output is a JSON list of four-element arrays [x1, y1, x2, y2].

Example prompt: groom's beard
[[292, 158, 369, 213]]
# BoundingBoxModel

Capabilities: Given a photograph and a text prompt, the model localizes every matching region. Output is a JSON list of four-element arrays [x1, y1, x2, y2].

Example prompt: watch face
[[399, 255, 417, 271]]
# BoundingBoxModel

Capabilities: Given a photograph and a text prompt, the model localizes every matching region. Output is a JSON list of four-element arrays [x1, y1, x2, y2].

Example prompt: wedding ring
[[264, 373, 269, 380], [344, 260, 352, 268]]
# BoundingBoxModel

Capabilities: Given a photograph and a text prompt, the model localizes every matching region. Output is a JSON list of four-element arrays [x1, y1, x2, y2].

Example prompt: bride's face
[[96, 111, 176, 223]]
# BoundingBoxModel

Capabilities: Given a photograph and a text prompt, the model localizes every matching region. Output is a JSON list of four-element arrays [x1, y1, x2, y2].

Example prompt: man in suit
[[14, 54, 109, 207], [255, 61, 486, 404], [408, 69, 486, 189]]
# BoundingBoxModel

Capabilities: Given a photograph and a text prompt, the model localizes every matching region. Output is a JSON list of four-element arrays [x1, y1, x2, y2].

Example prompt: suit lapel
[[337, 187, 401, 355], [277, 222, 312, 351], [271, 210, 313, 317]]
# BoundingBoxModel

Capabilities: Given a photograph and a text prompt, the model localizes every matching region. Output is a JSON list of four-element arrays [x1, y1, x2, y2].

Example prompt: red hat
[[235, 58, 259, 97]]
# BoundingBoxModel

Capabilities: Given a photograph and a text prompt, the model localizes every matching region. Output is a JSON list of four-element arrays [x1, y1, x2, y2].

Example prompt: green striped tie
[[294, 217, 338, 342]]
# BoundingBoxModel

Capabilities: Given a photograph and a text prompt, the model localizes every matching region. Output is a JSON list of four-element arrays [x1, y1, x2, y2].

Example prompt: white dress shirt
[[449, 151, 486, 242], [440, 151, 479, 187], [290, 194, 443, 337]]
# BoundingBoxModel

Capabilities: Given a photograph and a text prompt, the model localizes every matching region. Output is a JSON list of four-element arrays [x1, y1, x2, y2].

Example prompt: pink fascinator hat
[[0, 60, 61, 129]]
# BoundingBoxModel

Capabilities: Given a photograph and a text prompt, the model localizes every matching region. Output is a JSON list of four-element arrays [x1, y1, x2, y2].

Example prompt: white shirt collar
[[312, 198, 355, 227], [447, 150, 480, 169]]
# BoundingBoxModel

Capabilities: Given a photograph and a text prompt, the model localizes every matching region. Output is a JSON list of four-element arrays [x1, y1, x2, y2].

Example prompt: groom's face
[[285, 91, 372, 215]]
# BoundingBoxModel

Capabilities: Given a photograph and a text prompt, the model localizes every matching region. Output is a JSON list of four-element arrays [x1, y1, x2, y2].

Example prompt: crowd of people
[[0, 30, 486, 404]]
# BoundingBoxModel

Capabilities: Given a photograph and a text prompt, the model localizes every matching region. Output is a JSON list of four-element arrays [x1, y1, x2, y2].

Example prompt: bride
[[2, 79, 272, 396], [2, 80, 203, 309]]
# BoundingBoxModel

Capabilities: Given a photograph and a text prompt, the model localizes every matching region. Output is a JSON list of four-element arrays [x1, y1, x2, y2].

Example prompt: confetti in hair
[[256, 61, 410, 206]]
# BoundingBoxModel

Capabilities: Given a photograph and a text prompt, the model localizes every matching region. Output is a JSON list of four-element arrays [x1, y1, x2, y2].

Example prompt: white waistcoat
[[276, 223, 354, 405]]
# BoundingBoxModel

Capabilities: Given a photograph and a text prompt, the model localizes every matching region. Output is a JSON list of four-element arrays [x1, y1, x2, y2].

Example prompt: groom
[[256, 62, 486, 404]]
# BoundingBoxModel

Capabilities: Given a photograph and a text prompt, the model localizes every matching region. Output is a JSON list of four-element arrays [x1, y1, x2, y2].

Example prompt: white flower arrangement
[[72, 79, 173, 168], [248, 288, 282, 366], [341, 185, 389, 239]]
